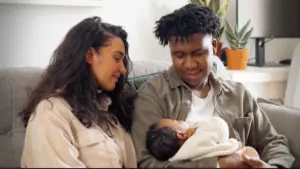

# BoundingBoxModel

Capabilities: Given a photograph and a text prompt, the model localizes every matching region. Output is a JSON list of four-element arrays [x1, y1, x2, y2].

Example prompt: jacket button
[[184, 100, 191, 106]]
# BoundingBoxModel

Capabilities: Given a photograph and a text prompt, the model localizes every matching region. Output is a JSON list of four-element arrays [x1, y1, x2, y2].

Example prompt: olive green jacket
[[131, 67, 294, 168]]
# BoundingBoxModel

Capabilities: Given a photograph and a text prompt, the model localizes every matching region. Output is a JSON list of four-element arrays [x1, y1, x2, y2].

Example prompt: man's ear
[[85, 47, 96, 64], [212, 39, 217, 55]]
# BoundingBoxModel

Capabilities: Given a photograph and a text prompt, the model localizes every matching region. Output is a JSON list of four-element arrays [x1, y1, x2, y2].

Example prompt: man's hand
[[218, 149, 251, 168]]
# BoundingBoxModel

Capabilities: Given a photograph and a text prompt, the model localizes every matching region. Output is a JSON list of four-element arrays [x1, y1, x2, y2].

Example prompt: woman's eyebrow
[[114, 51, 124, 56]]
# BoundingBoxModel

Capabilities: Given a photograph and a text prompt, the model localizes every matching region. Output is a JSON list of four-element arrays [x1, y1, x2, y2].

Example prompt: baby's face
[[158, 119, 190, 133]]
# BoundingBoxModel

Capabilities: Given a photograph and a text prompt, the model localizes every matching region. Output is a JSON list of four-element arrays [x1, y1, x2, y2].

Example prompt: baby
[[146, 117, 260, 164]]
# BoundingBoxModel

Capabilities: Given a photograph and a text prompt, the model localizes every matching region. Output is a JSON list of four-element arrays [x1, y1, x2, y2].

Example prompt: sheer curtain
[[284, 41, 300, 109]]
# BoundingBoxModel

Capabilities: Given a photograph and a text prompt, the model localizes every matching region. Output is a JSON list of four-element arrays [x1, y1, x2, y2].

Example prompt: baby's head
[[145, 119, 195, 161]]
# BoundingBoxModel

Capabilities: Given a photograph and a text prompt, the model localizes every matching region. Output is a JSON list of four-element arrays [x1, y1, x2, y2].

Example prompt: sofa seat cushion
[[258, 101, 300, 167]]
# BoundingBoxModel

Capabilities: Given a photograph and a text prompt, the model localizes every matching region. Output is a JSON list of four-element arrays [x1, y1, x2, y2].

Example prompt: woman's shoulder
[[33, 97, 75, 124]]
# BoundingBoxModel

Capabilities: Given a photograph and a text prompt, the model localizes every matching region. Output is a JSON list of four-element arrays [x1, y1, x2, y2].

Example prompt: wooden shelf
[[0, 0, 103, 7]]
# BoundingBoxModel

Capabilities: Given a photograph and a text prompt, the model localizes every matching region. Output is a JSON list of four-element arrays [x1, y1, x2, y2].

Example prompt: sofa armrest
[[258, 100, 300, 167]]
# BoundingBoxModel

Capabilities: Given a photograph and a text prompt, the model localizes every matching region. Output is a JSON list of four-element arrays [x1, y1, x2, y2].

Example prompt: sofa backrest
[[0, 67, 44, 167], [1, 60, 299, 167]]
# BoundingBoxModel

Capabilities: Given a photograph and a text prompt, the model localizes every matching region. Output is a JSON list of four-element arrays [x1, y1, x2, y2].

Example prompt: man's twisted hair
[[154, 3, 220, 46]]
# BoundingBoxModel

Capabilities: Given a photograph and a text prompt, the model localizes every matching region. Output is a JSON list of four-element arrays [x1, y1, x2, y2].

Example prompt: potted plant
[[225, 19, 253, 70], [189, 0, 230, 56]]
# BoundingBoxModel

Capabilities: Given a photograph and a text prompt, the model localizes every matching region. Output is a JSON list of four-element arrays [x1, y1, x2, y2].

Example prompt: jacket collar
[[166, 66, 229, 95]]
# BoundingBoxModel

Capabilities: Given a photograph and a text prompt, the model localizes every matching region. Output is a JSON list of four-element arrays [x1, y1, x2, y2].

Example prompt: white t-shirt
[[186, 86, 215, 124], [185, 86, 223, 167]]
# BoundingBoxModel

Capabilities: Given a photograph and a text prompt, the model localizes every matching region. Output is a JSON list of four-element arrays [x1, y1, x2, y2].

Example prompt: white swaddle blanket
[[168, 117, 239, 162]]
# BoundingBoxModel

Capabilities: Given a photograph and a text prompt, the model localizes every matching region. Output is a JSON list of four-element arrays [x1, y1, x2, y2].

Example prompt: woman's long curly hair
[[18, 16, 135, 131]]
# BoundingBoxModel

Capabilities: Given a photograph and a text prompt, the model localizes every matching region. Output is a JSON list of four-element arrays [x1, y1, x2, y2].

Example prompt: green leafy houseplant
[[224, 19, 254, 70], [189, 0, 230, 42], [225, 19, 253, 50]]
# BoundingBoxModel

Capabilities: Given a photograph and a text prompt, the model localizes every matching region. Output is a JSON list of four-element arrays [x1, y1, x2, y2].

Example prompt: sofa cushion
[[128, 60, 170, 78], [127, 61, 171, 89], [258, 101, 300, 167], [128, 72, 160, 89], [0, 67, 43, 167]]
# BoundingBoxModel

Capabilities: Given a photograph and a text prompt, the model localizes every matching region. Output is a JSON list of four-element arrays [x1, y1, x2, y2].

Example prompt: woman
[[19, 16, 137, 168]]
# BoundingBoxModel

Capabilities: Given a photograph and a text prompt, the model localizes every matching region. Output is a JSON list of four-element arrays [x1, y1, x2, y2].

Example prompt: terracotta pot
[[226, 49, 249, 70], [216, 41, 223, 56]]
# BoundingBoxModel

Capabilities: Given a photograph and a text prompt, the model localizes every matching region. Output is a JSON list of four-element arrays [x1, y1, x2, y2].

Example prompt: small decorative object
[[189, 0, 230, 56], [225, 19, 253, 70]]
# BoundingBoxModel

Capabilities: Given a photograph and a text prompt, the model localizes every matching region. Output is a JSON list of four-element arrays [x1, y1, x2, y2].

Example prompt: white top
[[168, 117, 239, 162], [183, 84, 236, 166], [186, 86, 215, 123]]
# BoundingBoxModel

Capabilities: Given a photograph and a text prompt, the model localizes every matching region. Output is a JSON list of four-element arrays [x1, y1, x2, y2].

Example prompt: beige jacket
[[21, 97, 137, 168], [131, 67, 294, 168]]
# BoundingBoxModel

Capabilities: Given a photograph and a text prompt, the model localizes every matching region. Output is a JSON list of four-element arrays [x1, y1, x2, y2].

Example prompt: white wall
[[0, 0, 188, 68], [1, 0, 298, 68], [100, 0, 188, 63], [0, 4, 103, 68], [236, 0, 300, 63]]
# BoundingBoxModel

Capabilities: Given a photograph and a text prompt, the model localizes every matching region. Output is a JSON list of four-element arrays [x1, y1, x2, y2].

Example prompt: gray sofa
[[0, 61, 299, 167]]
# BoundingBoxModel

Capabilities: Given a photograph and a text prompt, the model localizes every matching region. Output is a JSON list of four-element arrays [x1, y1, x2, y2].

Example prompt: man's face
[[169, 33, 215, 89]]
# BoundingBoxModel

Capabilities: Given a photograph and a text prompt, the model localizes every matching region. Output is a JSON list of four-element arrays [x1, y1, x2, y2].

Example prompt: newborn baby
[[146, 117, 259, 163]]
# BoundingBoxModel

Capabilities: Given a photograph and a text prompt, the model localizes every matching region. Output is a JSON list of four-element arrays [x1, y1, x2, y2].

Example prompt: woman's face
[[86, 35, 127, 91]]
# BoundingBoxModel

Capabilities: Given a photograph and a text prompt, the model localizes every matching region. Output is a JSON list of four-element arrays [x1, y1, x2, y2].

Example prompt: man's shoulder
[[137, 70, 170, 94], [218, 77, 249, 95]]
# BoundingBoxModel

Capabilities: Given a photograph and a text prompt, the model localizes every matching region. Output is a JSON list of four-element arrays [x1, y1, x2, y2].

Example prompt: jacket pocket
[[76, 130, 105, 149], [75, 130, 122, 167], [235, 114, 253, 144]]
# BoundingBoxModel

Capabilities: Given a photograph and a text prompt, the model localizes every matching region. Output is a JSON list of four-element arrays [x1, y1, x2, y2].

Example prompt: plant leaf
[[239, 19, 251, 38], [235, 24, 239, 39], [225, 20, 237, 39], [208, 0, 216, 13], [229, 40, 239, 50], [190, 0, 205, 6], [241, 27, 253, 42], [198, 0, 206, 6], [205, 0, 211, 6], [217, 25, 226, 42], [216, 0, 230, 19], [226, 33, 235, 49], [239, 40, 249, 49], [226, 31, 238, 50]]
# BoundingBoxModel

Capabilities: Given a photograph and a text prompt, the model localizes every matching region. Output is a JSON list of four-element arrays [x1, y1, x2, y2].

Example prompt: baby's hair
[[145, 121, 181, 161]]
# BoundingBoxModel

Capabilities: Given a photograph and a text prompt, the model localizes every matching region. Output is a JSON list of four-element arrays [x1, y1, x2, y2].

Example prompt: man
[[131, 4, 294, 168]]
